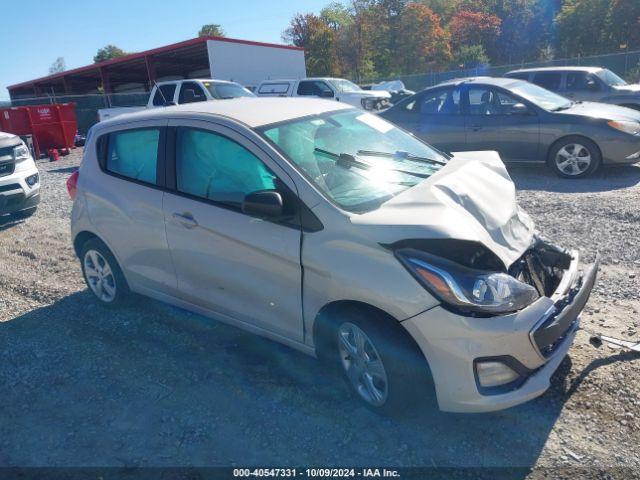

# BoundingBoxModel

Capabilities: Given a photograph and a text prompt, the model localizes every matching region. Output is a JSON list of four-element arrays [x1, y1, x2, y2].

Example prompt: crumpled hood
[[558, 101, 640, 121], [350, 151, 535, 268]]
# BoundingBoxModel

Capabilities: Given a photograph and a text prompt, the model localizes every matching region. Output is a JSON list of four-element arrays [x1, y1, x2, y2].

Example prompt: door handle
[[172, 212, 198, 229]]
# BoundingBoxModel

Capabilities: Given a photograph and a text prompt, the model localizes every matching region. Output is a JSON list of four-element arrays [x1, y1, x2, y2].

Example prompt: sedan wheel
[[84, 250, 117, 302], [555, 143, 592, 177], [338, 322, 389, 407]]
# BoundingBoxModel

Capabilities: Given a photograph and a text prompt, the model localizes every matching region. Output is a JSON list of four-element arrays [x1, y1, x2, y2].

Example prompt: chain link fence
[[371, 50, 640, 92]]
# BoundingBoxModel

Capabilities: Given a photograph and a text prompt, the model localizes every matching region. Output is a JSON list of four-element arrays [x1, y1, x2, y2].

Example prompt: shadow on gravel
[[47, 166, 79, 175], [0, 291, 572, 472], [508, 164, 640, 193]]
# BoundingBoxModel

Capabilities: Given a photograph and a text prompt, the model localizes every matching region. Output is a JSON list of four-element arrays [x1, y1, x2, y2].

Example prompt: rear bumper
[[402, 251, 598, 413]]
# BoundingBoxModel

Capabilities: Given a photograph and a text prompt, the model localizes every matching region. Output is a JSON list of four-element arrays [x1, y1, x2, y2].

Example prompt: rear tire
[[322, 307, 434, 415], [548, 136, 601, 178], [80, 238, 130, 307]]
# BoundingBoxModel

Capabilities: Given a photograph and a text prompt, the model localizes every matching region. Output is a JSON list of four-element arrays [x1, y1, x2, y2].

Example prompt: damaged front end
[[510, 239, 599, 359]]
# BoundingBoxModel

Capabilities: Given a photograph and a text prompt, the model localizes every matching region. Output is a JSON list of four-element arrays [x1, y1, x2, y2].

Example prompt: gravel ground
[[0, 150, 639, 476]]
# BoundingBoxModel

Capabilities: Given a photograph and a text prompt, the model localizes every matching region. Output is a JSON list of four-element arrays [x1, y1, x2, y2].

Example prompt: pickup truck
[[254, 77, 391, 111], [98, 79, 255, 121]]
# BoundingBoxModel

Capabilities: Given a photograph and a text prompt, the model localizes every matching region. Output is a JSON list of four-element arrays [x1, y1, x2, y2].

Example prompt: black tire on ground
[[79, 237, 130, 307], [321, 306, 435, 415], [547, 136, 601, 179]]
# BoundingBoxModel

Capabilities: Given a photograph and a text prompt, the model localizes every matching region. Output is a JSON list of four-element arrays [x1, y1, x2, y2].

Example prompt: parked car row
[[381, 75, 640, 178]]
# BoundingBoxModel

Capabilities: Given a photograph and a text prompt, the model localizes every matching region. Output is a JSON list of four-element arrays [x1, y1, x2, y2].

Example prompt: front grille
[[0, 183, 21, 193], [0, 160, 15, 178]]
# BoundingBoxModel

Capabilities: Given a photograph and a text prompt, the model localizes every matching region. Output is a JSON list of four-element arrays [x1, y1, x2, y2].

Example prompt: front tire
[[80, 238, 129, 307], [548, 136, 601, 178], [327, 308, 434, 415]]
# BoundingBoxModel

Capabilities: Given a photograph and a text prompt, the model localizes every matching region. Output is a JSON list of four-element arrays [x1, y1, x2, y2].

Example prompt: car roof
[[507, 66, 604, 75], [434, 76, 524, 88], [99, 97, 353, 129]]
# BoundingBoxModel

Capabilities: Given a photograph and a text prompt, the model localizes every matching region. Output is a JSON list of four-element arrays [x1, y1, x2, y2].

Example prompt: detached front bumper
[[402, 251, 598, 413]]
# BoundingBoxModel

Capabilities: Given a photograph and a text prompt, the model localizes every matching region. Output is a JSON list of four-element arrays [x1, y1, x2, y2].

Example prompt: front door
[[462, 86, 540, 162], [386, 87, 466, 153], [162, 120, 304, 341]]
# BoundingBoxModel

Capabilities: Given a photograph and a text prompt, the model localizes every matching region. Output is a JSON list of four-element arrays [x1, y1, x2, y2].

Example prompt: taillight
[[67, 170, 79, 200]]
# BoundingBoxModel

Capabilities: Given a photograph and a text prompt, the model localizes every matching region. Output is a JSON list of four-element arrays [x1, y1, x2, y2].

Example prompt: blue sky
[[0, 0, 334, 99]]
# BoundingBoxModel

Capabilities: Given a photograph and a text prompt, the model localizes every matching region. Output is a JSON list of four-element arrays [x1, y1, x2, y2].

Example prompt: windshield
[[259, 110, 447, 213], [510, 81, 572, 111], [204, 82, 255, 99], [329, 79, 363, 93], [596, 69, 627, 87]]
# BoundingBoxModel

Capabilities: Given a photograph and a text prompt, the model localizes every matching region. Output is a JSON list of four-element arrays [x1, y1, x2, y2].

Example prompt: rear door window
[[178, 82, 207, 104], [152, 84, 177, 106], [415, 88, 460, 115], [531, 73, 562, 91], [106, 129, 160, 185], [507, 72, 530, 81]]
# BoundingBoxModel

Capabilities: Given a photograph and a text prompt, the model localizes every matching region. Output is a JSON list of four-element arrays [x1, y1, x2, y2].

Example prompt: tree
[[395, 3, 450, 74], [449, 10, 501, 54], [198, 24, 225, 37], [283, 13, 339, 76], [451, 44, 490, 69], [49, 57, 66, 74], [94, 45, 127, 63]]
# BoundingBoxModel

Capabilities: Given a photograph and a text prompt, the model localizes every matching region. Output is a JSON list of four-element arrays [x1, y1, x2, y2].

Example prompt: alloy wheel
[[338, 322, 389, 407], [84, 249, 117, 302], [555, 143, 592, 176]]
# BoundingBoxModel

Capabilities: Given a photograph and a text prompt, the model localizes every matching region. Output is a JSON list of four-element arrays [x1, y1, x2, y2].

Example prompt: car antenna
[[153, 81, 174, 106]]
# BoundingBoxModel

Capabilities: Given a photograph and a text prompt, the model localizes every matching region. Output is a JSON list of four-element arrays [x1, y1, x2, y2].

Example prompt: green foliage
[[93, 45, 127, 63], [283, 0, 639, 81], [198, 24, 225, 37], [451, 44, 490, 69]]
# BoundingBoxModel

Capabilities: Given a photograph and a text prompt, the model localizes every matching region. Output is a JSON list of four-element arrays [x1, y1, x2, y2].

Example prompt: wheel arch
[[312, 300, 429, 366], [73, 230, 99, 258]]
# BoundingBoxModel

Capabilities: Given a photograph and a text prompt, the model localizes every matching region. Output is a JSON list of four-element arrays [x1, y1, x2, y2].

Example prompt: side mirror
[[509, 103, 531, 115], [242, 190, 283, 218], [319, 90, 334, 98]]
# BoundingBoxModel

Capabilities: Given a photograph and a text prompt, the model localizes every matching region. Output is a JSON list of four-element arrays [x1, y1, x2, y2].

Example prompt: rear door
[[462, 85, 540, 162], [385, 87, 465, 152], [88, 120, 177, 295], [162, 119, 305, 341]]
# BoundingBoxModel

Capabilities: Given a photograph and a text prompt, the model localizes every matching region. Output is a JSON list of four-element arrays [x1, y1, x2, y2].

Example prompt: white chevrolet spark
[[68, 98, 598, 414]]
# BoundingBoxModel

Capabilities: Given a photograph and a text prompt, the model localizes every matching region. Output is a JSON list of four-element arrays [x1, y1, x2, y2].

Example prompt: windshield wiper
[[551, 102, 574, 112], [357, 149, 447, 166], [314, 147, 429, 179]]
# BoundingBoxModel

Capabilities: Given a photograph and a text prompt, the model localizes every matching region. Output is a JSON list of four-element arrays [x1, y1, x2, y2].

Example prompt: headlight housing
[[13, 143, 31, 163], [361, 98, 375, 110], [396, 249, 539, 316], [608, 120, 640, 136]]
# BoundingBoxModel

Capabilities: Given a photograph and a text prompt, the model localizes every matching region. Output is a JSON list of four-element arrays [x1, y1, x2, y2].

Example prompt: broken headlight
[[396, 249, 539, 315]]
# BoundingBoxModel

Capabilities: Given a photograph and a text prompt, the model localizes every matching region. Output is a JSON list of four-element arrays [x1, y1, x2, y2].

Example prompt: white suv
[[68, 98, 597, 414], [0, 132, 40, 219]]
